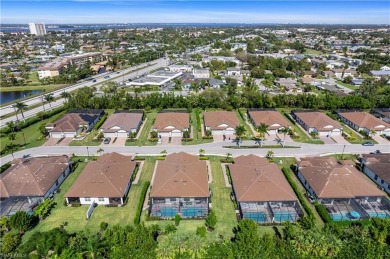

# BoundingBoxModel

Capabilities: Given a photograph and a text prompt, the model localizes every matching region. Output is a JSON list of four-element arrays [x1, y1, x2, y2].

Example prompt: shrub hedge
[[313, 201, 332, 223], [134, 181, 150, 225], [93, 113, 108, 130]]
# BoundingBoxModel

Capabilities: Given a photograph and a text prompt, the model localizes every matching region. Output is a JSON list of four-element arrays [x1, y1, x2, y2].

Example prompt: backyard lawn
[[336, 80, 358, 91], [182, 109, 213, 145], [22, 157, 157, 243], [0, 110, 66, 154], [126, 112, 158, 146], [236, 109, 254, 138]]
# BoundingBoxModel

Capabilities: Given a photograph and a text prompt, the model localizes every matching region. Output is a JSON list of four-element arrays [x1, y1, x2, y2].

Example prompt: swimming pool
[[182, 207, 206, 217], [274, 212, 295, 222], [160, 207, 178, 217], [243, 212, 268, 223], [367, 211, 390, 219]]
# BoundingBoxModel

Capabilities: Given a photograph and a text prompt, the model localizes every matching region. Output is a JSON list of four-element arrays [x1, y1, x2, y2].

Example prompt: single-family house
[[203, 111, 240, 139], [337, 111, 390, 136], [303, 71, 316, 78], [149, 152, 209, 218], [248, 109, 290, 134], [193, 68, 210, 79], [360, 154, 390, 195], [227, 68, 250, 77], [229, 155, 303, 223], [331, 69, 357, 79], [153, 111, 190, 138], [45, 109, 104, 138], [0, 156, 71, 216], [66, 153, 136, 206], [100, 111, 143, 138], [292, 111, 342, 136], [296, 157, 390, 220], [369, 70, 390, 79]]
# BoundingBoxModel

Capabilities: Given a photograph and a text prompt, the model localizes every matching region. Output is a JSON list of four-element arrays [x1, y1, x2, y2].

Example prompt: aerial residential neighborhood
[[0, 0, 389, 257]]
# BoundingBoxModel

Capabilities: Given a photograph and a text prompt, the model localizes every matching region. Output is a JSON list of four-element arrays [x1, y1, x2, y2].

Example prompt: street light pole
[[341, 144, 346, 160], [22, 132, 26, 145], [86, 146, 89, 159]]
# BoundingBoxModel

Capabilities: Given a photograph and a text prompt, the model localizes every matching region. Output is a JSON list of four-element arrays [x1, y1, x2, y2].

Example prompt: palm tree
[[44, 93, 54, 108], [369, 130, 377, 138], [199, 148, 205, 157], [225, 152, 232, 161], [234, 125, 246, 146], [191, 82, 200, 93], [60, 91, 71, 103], [161, 150, 167, 157], [6, 121, 16, 133], [266, 150, 275, 160], [14, 102, 27, 119], [280, 127, 290, 147], [97, 148, 104, 156], [256, 123, 269, 147]]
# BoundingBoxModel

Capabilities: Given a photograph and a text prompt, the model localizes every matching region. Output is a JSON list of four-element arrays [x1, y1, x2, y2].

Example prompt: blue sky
[[2, 1, 389, 24]]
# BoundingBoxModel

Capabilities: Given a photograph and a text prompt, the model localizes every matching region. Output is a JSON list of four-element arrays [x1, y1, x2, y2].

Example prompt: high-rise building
[[28, 22, 47, 36]]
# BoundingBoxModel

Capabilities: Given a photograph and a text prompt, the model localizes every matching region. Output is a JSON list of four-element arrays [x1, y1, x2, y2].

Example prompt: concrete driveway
[[43, 137, 73, 146], [331, 135, 350, 144], [320, 136, 337, 144], [372, 135, 389, 144], [100, 137, 127, 147], [159, 136, 182, 145]]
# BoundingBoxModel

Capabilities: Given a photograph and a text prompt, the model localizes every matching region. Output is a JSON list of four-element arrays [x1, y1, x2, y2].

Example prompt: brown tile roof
[[248, 110, 290, 130], [153, 112, 189, 132], [151, 152, 209, 198], [338, 111, 390, 131], [297, 157, 384, 199], [229, 155, 298, 202], [100, 112, 143, 133], [294, 112, 342, 131], [50, 110, 102, 133], [66, 153, 136, 198], [203, 111, 240, 130], [0, 156, 70, 198], [361, 154, 390, 184]]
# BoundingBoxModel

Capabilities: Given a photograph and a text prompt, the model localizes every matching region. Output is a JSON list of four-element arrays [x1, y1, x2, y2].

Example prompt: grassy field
[[69, 109, 115, 146], [336, 80, 358, 91], [236, 109, 254, 138], [341, 123, 378, 145], [0, 111, 66, 152], [125, 112, 158, 146], [182, 109, 213, 145], [0, 84, 68, 92], [23, 157, 157, 242], [304, 49, 324, 55]]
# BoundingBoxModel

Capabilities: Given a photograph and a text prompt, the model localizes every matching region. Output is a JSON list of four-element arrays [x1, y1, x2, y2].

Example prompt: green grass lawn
[[0, 84, 68, 93], [69, 109, 115, 146], [341, 123, 378, 145], [23, 157, 157, 243], [125, 112, 158, 146], [0, 111, 66, 153], [182, 109, 213, 145], [304, 49, 324, 55], [336, 80, 358, 91], [236, 109, 253, 138]]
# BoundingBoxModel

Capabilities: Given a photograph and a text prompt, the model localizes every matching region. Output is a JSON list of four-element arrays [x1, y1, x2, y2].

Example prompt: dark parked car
[[103, 137, 111, 144], [104, 75, 110, 79], [362, 141, 374, 146], [370, 150, 381, 154], [92, 79, 97, 83]]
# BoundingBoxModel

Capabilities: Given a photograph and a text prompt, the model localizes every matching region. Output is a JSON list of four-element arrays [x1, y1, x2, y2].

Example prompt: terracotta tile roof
[[203, 111, 240, 130], [229, 155, 298, 202], [50, 110, 103, 133], [153, 112, 189, 132], [297, 157, 384, 199], [100, 112, 143, 133], [361, 154, 390, 184], [66, 153, 136, 198], [150, 152, 209, 198], [338, 111, 390, 131], [294, 111, 342, 131], [0, 156, 70, 198], [248, 110, 290, 130]]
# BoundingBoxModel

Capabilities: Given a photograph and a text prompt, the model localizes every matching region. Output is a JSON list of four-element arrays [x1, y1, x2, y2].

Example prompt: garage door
[[225, 129, 235, 135], [159, 132, 170, 138], [331, 130, 342, 136], [64, 132, 76, 138], [50, 132, 63, 138], [171, 131, 182, 137], [268, 129, 277, 135], [104, 132, 116, 138], [212, 130, 224, 135], [319, 131, 329, 136], [117, 132, 128, 138]]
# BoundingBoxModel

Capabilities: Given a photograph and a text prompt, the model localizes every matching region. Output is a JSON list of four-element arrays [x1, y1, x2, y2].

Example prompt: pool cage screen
[[240, 201, 304, 223], [150, 197, 209, 218]]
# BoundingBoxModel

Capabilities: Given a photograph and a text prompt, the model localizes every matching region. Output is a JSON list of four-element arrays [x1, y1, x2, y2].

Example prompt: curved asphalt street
[[1, 139, 389, 165]]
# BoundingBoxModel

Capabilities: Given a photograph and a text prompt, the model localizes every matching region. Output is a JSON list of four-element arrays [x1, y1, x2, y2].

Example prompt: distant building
[[29, 22, 47, 36], [193, 68, 210, 79]]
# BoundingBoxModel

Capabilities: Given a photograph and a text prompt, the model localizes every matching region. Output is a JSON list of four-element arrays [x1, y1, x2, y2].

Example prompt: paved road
[[0, 58, 168, 128], [1, 139, 389, 165]]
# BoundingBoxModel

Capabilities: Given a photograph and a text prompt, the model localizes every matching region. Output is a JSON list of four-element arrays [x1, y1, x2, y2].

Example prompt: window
[[170, 198, 176, 202], [184, 198, 190, 202], [381, 180, 384, 184], [55, 180, 59, 186], [85, 198, 91, 202], [98, 198, 104, 202], [374, 175, 378, 180]]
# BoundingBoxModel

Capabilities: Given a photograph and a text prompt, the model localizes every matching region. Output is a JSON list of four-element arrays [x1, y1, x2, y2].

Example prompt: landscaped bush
[[313, 201, 332, 223], [202, 136, 213, 139], [0, 162, 11, 174], [225, 166, 232, 184], [131, 164, 140, 181], [220, 158, 234, 163], [134, 156, 146, 161], [134, 181, 150, 225], [195, 109, 202, 133], [165, 224, 177, 234], [93, 113, 107, 130], [281, 167, 315, 220], [70, 203, 81, 207], [148, 138, 159, 142], [199, 156, 209, 160], [196, 226, 207, 237], [174, 214, 181, 226], [181, 138, 194, 142], [156, 156, 166, 160]]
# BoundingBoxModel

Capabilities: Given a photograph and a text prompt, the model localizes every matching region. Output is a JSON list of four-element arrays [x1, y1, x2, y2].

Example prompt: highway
[[0, 58, 169, 127], [1, 139, 389, 165]]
